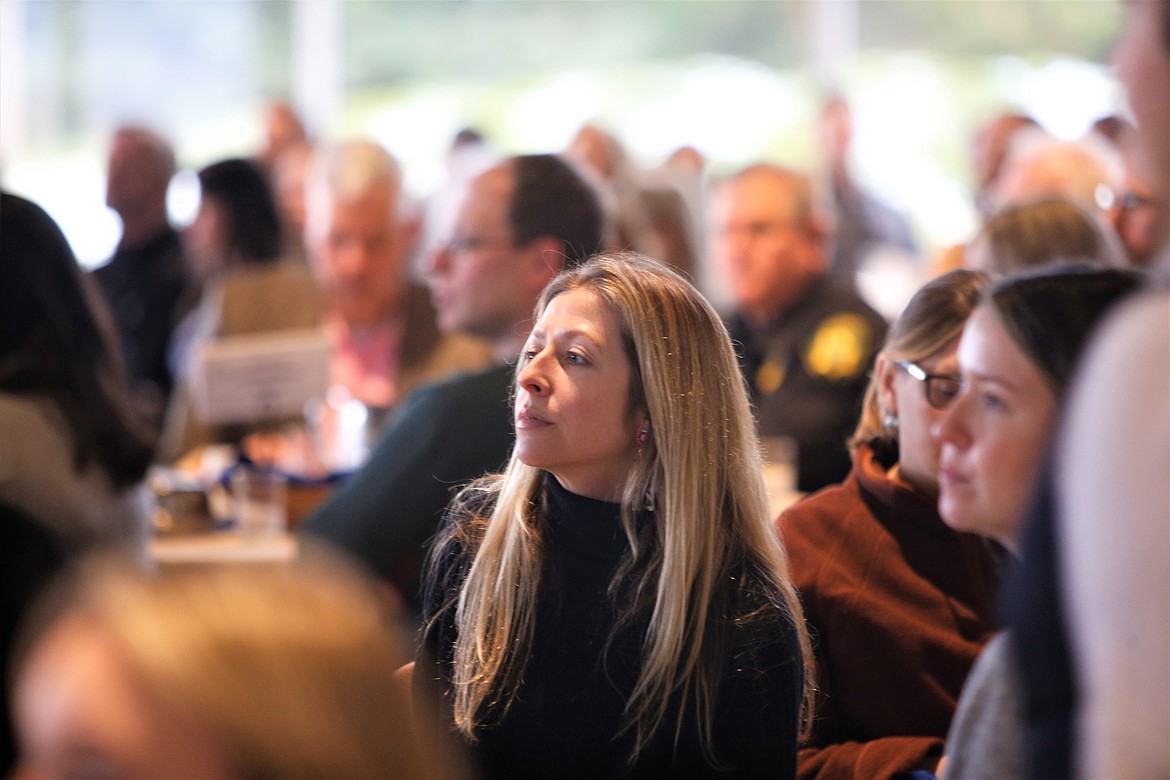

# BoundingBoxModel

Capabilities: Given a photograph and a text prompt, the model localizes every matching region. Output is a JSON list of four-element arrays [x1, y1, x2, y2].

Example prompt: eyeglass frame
[[894, 360, 963, 410], [445, 233, 517, 256]]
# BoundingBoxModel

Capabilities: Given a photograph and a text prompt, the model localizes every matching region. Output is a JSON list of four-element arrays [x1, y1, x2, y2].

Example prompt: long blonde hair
[[428, 252, 813, 761]]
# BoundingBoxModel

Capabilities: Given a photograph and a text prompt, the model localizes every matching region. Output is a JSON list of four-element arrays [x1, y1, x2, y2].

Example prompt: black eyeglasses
[[446, 234, 514, 255], [894, 361, 962, 410]]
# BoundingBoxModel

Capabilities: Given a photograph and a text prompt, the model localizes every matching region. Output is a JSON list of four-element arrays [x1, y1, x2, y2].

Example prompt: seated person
[[159, 157, 323, 461], [779, 270, 1002, 780], [0, 193, 154, 556], [303, 140, 491, 428], [1050, 289, 1169, 778], [963, 196, 1127, 276], [418, 254, 812, 778], [1027, 9, 1170, 772], [933, 267, 1140, 779], [711, 163, 888, 493], [300, 153, 604, 614]]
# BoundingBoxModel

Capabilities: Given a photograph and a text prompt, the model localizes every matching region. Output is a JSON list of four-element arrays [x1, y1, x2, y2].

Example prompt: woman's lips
[[515, 408, 551, 429], [938, 465, 968, 490]]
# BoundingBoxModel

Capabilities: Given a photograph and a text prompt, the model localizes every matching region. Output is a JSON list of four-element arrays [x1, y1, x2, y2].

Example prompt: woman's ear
[[875, 353, 899, 418]]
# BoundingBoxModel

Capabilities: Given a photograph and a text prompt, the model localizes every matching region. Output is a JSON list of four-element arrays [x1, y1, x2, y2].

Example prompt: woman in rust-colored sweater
[[779, 270, 1003, 780]]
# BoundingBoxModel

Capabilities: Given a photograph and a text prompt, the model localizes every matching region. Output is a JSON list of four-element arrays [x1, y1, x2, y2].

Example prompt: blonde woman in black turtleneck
[[418, 253, 813, 779]]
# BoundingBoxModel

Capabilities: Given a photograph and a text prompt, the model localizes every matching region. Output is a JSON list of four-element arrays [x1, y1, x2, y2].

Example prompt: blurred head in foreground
[[13, 550, 462, 779]]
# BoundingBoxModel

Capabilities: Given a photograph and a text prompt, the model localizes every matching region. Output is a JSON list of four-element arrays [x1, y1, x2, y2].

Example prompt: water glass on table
[[230, 466, 288, 539]]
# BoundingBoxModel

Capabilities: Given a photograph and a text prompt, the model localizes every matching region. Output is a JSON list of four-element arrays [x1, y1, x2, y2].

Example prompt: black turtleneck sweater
[[419, 473, 804, 779]]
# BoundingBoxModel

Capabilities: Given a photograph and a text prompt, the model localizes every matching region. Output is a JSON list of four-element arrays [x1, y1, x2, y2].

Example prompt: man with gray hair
[[303, 140, 490, 425], [712, 163, 887, 494], [302, 153, 604, 615]]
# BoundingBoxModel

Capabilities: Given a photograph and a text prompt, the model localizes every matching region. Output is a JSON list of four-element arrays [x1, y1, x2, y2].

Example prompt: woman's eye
[[980, 392, 1005, 411], [521, 348, 538, 362], [565, 351, 587, 365], [935, 381, 961, 403]]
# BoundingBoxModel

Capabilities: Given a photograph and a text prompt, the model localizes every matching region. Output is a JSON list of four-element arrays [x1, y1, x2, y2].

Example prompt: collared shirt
[[326, 314, 405, 409]]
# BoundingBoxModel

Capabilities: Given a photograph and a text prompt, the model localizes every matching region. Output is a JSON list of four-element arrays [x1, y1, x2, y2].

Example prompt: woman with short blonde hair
[[419, 252, 812, 777]]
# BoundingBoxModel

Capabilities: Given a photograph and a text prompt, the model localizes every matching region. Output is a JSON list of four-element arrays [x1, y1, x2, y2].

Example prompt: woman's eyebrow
[[965, 370, 1021, 392], [546, 325, 603, 346]]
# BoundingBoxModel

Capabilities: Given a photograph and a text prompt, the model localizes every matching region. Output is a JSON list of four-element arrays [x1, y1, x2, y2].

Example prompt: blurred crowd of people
[[1, 0, 1167, 777]]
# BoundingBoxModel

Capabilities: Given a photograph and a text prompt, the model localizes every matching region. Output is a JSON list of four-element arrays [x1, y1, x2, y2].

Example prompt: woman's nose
[[517, 353, 549, 396], [931, 390, 968, 448]]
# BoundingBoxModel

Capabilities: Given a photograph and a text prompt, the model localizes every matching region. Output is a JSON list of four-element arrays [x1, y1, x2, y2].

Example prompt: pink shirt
[[326, 315, 404, 409]]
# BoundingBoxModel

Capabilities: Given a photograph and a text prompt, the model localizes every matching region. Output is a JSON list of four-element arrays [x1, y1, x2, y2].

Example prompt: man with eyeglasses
[[712, 163, 888, 494], [301, 154, 604, 617], [303, 140, 491, 427]]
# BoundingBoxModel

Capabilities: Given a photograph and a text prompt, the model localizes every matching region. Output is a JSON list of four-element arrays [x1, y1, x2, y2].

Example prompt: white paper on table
[[189, 327, 331, 426]]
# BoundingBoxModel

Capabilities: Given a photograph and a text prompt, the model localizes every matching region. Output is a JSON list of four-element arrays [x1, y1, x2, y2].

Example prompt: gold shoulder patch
[[802, 313, 873, 381]]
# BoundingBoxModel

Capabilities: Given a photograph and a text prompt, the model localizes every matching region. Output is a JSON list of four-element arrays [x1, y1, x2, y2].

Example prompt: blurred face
[[932, 307, 1058, 550], [16, 615, 232, 780], [515, 288, 643, 500], [309, 183, 408, 328], [426, 164, 534, 350], [712, 173, 822, 325], [1113, 0, 1170, 189], [105, 134, 168, 217], [876, 342, 961, 498]]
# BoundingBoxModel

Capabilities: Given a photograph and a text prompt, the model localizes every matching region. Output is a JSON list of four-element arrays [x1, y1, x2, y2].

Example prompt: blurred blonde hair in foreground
[[12, 549, 465, 780]]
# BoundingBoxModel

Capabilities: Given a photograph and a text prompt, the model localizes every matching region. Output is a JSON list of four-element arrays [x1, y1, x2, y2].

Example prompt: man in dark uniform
[[92, 126, 190, 437], [712, 163, 888, 494], [300, 154, 604, 618]]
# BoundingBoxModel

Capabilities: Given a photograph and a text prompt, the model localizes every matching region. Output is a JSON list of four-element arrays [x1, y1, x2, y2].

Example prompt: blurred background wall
[[0, 0, 1123, 269]]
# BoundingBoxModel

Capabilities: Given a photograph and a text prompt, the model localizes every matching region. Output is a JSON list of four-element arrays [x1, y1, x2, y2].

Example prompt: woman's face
[[931, 307, 1058, 551], [515, 288, 643, 501], [876, 341, 961, 498], [16, 614, 232, 780]]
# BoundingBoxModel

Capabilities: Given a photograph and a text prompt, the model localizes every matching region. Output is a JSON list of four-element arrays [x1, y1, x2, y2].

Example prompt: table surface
[[150, 531, 298, 565]]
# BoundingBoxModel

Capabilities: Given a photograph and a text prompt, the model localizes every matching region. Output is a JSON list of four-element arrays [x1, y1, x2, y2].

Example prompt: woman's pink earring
[[637, 428, 649, 444]]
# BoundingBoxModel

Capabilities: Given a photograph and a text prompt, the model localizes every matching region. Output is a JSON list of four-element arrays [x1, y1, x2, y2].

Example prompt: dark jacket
[[300, 362, 515, 616], [727, 278, 887, 493]]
